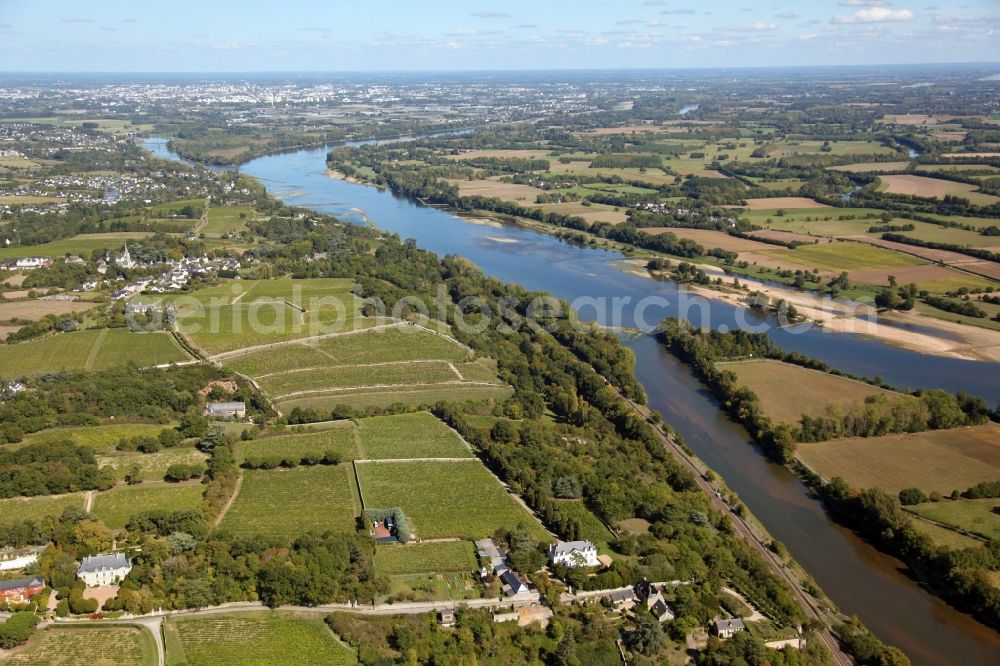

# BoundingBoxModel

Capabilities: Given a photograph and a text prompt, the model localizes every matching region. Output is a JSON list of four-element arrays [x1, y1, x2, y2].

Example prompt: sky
[[1, 1, 998, 72]]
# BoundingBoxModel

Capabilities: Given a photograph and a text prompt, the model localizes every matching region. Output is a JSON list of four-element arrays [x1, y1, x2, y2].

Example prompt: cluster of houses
[[106, 250, 241, 298], [0, 551, 132, 605], [475, 538, 533, 598]]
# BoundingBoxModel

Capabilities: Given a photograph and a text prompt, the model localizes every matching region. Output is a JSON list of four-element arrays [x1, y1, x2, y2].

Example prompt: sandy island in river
[[620, 259, 1000, 363]]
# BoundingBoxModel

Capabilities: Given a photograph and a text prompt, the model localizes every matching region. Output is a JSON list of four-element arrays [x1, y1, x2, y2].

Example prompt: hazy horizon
[[2, 0, 999, 72]]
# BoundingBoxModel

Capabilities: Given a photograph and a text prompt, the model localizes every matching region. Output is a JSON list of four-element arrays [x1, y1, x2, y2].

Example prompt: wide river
[[148, 138, 1000, 665]]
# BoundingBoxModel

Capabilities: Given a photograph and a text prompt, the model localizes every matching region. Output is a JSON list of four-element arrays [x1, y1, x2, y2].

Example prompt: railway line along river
[[147, 138, 1000, 665]]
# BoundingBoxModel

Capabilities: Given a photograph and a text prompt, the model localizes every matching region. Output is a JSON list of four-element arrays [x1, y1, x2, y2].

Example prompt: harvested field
[[444, 149, 550, 160], [642, 228, 774, 252], [0, 299, 98, 321], [533, 202, 628, 225], [796, 423, 1000, 494], [164, 612, 355, 666], [846, 235, 1000, 282], [449, 178, 545, 203], [356, 460, 549, 540], [730, 197, 830, 210], [716, 359, 904, 425], [828, 162, 911, 173], [219, 464, 359, 540], [878, 175, 1000, 205], [747, 230, 825, 245]]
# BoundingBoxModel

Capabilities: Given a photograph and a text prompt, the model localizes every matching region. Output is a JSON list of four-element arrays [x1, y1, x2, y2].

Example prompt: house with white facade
[[547, 540, 600, 568], [77, 552, 132, 587]]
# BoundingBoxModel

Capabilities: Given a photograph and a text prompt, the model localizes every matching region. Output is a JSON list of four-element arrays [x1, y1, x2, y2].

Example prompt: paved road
[[612, 387, 853, 666]]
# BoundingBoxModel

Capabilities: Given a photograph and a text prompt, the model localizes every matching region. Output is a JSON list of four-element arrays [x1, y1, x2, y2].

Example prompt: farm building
[[606, 588, 638, 609], [475, 537, 508, 575], [500, 570, 532, 597], [77, 552, 132, 587], [0, 545, 45, 571], [712, 618, 746, 639], [548, 540, 600, 568], [205, 401, 246, 419], [0, 576, 44, 603]]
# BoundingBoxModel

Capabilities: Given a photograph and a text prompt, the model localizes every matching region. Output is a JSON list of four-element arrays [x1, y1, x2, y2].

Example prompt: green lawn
[[762, 241, 924, 272], [356, 460, 549, 541], [219, 465, 359, 540], [91, 482, 204, 529], [3, 625, 157, 666], [0, 329, 190, 377], [0, 493, 85, 524], [164, 612, 356, 666], [907, 498, 1000, 542], [235, 427, 360, 463], [357, 412, 472, 460], [373, 540, 478, 576]]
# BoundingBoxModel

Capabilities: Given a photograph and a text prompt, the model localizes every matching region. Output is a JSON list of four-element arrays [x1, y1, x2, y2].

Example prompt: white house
[[712, 618, 746, 639], [0, 546, 44, 572], [205, 402, 246, 419], [13, 257, 52, 270], [77, 552, 132, 587], [547, 540, 600, 568], [500, 570, 532, 597]]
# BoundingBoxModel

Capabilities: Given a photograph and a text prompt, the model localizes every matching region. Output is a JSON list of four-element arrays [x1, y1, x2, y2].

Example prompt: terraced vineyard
[[357, 412, 472, 459], [164, 612, 356, 666], [235, 425, 360, 463], [221, 321, 509, 412], [0, 329, 191, 377]]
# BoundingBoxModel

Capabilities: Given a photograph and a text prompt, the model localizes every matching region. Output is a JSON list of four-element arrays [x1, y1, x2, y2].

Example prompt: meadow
[[98, 447, 209, 481], [356, 412, 472, 460], [219, 464, 359, 540], [907, 498, 1000, 542], [203, 205, 255, 236], [3, 625, 157, 666], [716, 359, 906, 425], [373, 540, 477, 576], [91, 482, 205, 529], [0, 299, 99, 321], [761, 241, 925, 274], [163, 612, 356, 666], [0, 233, 153, 259], [796, 423, 1000, 494], [908, 516, 984, 550], [19, 423, 169, 453], [0, 493, 84, 523], [356, 460, 549, 540], [235, 426, 360, 463], [0, 328, 190, 376]]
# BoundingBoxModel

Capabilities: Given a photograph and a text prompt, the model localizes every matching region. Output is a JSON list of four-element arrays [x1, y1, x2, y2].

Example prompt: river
[[146, 138, 1000, 665]]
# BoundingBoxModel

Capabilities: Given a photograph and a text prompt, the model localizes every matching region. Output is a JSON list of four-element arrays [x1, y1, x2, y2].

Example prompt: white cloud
[[833, 7, 915, 23], [471, 11, 509, 19]]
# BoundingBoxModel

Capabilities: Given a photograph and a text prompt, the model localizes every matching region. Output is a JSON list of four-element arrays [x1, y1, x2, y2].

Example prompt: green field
[[164, 612, 356, 666], [203, 206, 255, 236], [357, 412, 472, 459], [219, 464, 359, 540], [762, 241, 924, 272], [356, 460, 549, 540], [908, 516, 984, 550], [3, 625, 157, 666], [91, 482, 205, 529], [0, 328, 190, 377], [19, 423, 169, 453], [373, 540, 478, 576], [0, 233, 154, 259], [235, 426, 360, 463], [257, 361, 462, 398], [99, 447, 209, 481], [907, 498, 1000, 542], [0, 493, 84, 523]]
